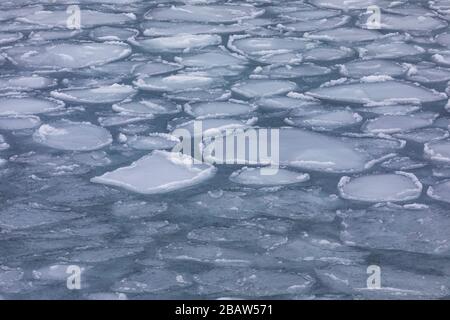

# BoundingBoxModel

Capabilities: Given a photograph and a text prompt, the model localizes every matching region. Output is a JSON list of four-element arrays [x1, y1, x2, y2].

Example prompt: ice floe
[[33, 121, 112, 151], [185, 101, 255, 119], [51, 84, 136, 105], [339, 203, 450, 256], [134, 74, 219, 92], [317, 264, 449, 299], [338, 172, 422, 203], [0, 96, 64, 115], [427, 180, 450, 203], [307, 81, 446, 105], [91, 151, 216, 194], [339, 59, 406, 78], [144, 5, 264, 23], [363, 113, 437, 134], [0, 115, 41, 130], [131, 34, 221, 52], [5, 42, 131, 70], [425, 140, 450, 163], [231, 80, 296, 98], [0, 75, 56, 92], [230, 167, 309, 186]]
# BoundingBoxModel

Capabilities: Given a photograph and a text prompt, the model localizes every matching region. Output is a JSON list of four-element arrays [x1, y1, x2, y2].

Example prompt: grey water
[[0, 0, 449, 300]]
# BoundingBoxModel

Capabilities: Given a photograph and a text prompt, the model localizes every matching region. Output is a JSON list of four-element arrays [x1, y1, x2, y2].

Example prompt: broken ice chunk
[[134, 74, 219, 92], [91, 151, 216, 194], [0, 115, 41, 130], [425, 140, 450, 163], [0, 75, 56, 92], [185, 101, 255, 119]]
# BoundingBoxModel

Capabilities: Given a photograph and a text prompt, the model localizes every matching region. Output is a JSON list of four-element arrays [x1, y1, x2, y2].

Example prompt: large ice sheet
[[91, 151, 216, 194]]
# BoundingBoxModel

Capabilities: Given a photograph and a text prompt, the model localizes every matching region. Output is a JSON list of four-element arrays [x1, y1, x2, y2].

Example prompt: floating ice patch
[[144, 5, 264, 23], [359, 41, 425, 60], [427, 180, 450, 204], [231, 80, 297, 98], [339, 203, 450, 256], [425, 140, 450, 163], [91, 151, 216, 194], [282, 16, 350, 33], [230, 167, 309, 186], [338, 172, 422, 202], [256, 64, 331, 79], [134, 74, 218, 92], [165, 88, 231, 103], [407, 65, 450, 84], [0, 115, 41, 130], [357, 105, 420, 116], [270, 236, 367, 266], [204, 128, 402, 173], [305, 28, 381, 43], [51, 84, 136, 105], [141, 20, 251, 37], [307, 81, 446, 105], [127, 133, 179, 151], [28, 30, 82, 41], [132, 61, 183, 78], [310, 0, 391, 10], [303, 46, 354, 62], [256, 96, 319, 112], [131, 34, 221, 52], [175, 51, 247, 68], [229, 36, 313, 57], [0, 32, 22, 45], [380, 156, 426, 170], [33, 121, 112, 151], [185, 101, 255, 118], [0, 96, 64, 115], [158, 243, 255, 267], [363, 113, 437, 134], [0, 202, 82, 231], [286, 109, 363, 131], [17, 10, 135, 29], [317, 264, 449, 299], [113, 99, 180, 115], [0, 75, 56, 92], [194, 268, 314, 297], [113, 269, 191, 294], [280, 9, 341, 21], [89, 26, 139, 41], [171, 118, 252, 138], [5, 42, 131, 70], [358, 13, 447, 32], [394, 128, 449, 144], [340, 59, 406, 78]]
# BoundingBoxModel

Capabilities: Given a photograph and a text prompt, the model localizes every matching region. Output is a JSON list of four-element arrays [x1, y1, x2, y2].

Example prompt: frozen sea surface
[[0, 0, 449, 300]]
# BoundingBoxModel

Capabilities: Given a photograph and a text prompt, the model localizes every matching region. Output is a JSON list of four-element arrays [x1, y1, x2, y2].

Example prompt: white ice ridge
[[91, 151, 216, 194]]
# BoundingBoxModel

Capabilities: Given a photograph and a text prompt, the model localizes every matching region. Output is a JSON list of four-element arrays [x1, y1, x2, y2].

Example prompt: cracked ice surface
[[0, 0, 449, 300]]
